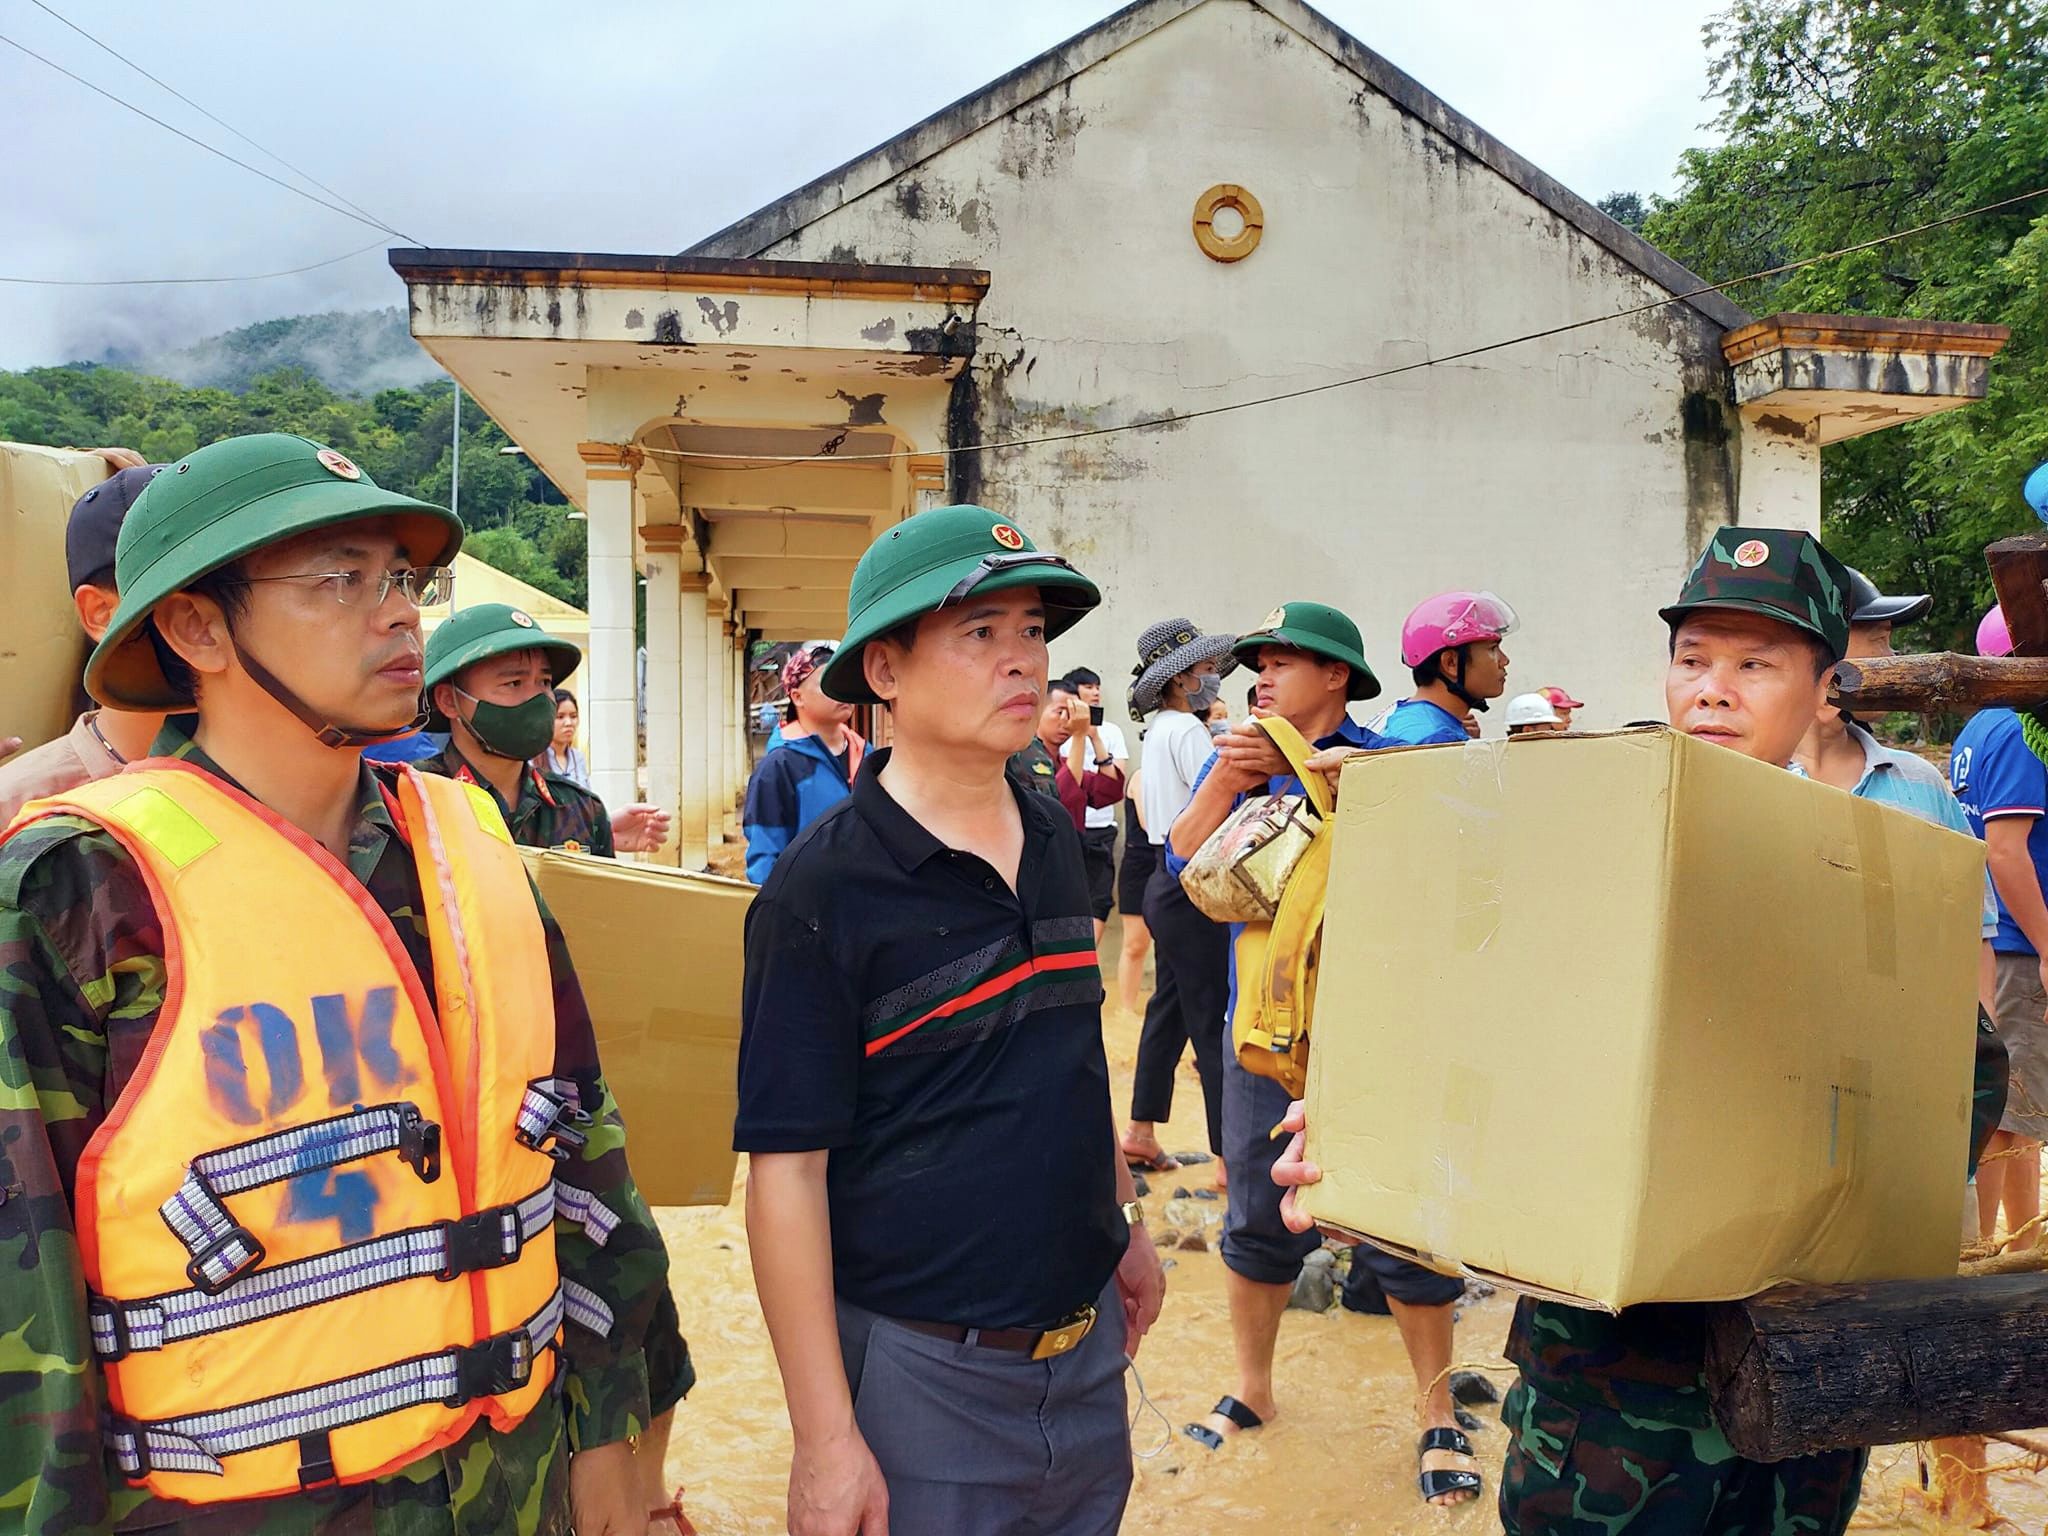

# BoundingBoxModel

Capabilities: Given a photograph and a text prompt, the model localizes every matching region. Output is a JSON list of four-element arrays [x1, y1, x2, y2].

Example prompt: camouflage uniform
[[0, 724, 670, 1535], [1006, 737, 1061, 798], [407, 745, 694, 1422], [1497, 528, 1980, 1535], [414, 744, 614, 857]]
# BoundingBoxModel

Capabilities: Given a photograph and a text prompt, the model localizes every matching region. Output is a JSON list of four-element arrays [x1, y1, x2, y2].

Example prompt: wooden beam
[[1705, 1275, 2048, 1460], [1832, 652, 2048, 713], [1988, 534, 2048, 656]]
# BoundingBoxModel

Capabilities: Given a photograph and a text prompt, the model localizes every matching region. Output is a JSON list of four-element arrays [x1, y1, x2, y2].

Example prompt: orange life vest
[[3, 761, 617, 1504]]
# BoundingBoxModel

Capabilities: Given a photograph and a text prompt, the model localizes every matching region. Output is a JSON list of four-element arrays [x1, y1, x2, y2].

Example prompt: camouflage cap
[[1658, 527, 1852, 661]]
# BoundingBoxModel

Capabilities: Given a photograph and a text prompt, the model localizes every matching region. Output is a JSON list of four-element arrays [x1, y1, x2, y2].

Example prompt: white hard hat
[[1504, 692, 1563, 729]]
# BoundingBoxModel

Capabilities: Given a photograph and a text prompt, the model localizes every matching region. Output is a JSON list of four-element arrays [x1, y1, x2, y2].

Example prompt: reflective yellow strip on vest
[[111, 784, 220, 869], [105, 1286, 571, 1480]]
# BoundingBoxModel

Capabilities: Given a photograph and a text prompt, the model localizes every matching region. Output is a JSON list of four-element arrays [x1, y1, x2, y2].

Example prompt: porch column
[[724, 620, 743, 810], [1734, 413, 1821, 534], [678, 575, 710, 871], [581, 449, 641, 812], [704, 600, 728, 849], [639, 529, 686, 867]]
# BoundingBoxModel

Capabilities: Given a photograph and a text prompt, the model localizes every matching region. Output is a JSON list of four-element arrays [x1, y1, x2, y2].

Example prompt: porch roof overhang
[[1721, 312, 2010, 446], [388, 247, 985, 511]]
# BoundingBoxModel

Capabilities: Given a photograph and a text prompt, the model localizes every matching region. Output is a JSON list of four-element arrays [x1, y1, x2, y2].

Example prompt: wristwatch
[[1120, 1199, 1146, 1229]]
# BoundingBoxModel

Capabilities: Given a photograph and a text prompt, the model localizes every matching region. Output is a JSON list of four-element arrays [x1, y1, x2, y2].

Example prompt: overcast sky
[[0, 0, 1725, 372]]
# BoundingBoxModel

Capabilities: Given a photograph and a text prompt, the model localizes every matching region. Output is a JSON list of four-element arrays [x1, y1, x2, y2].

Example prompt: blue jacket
[[743, 728, 865, 884]]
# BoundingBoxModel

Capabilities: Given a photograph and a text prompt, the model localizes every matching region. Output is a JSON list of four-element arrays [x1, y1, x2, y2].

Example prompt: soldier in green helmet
[[0, 433, 670, 1535], [418, 603, 670, 856], [1277, 526, 2006, 1534]]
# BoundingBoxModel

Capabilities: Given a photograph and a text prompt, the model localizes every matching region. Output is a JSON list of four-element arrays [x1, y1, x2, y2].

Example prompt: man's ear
[[862, 639, 903, 703], [72, 583, 119, 643], [431, 680, 464, 722], [152, 591, 234, 685]]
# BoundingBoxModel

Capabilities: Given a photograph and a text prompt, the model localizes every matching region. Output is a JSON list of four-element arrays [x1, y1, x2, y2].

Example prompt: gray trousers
[[835, 1282, 1133, 1536]]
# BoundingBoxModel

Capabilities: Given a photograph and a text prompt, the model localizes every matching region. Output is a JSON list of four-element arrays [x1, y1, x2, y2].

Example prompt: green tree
[[1644, 0, 2048, 649]]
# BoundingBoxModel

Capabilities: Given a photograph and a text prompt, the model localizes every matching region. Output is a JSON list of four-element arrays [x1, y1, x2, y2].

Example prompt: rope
[[0, 238, 391, 288]]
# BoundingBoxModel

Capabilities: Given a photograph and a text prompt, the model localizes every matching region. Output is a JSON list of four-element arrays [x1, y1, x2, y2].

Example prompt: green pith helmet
[[1231, 600, 1382, 701], [423, 603, 584, 728], [84, 433, 463, 710], [1658, 527, 1852, 662], [819, 504, 1102, 704]]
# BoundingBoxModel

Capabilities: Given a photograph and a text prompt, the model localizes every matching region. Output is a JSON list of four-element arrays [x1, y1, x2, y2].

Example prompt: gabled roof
[[684, 0, 1748, 330]]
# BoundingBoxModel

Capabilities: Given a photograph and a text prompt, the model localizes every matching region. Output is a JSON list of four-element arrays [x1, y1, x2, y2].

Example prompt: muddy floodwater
[[653, 923, 2048, 1533]]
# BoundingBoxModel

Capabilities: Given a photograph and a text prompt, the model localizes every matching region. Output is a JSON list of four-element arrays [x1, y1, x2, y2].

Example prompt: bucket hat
[[1129, 618, 1238, 717]]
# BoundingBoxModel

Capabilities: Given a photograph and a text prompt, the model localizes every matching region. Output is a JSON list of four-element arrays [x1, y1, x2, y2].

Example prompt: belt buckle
[[1030, 1304, 1097, 1361]]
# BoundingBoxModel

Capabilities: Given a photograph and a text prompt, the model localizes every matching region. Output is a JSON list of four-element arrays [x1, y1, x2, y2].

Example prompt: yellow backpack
[[1225, 716, 1336, 1099]]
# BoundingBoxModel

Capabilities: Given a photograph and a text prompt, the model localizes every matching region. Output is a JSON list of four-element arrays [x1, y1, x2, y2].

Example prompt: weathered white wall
[[737, 0, 1744, 729]]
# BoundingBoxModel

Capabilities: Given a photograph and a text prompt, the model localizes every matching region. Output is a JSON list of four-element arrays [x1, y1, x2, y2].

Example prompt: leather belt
[[896, 1304, 1097, 1362]]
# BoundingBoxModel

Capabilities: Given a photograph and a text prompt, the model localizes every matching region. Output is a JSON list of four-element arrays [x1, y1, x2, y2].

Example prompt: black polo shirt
[[734, 747, 1127, 1328]]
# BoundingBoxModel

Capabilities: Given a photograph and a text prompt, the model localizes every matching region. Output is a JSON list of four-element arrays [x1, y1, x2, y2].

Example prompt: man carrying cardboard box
[[1163, 601, 1483, 1508], [736, 504, 1163, 1536], [0, 433, 669, 1534], [1279, 529, 1880, 1533]]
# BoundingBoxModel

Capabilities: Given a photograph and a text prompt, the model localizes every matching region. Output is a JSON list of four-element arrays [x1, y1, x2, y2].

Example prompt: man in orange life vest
[[0, 433, 668, 1535]]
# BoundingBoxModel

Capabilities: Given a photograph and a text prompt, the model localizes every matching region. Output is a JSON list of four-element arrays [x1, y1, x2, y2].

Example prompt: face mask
[[1184, 674, 1223, 714], [457, 687, 558, 761]]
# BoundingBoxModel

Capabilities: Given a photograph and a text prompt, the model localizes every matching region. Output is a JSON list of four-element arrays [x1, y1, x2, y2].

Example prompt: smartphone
[[1089, 704, 1105, 725]]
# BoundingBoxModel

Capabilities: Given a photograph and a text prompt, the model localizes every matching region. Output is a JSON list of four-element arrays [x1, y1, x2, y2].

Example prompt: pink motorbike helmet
[[1399, 591, 1520, 668], [1978, 605, 2015, 658]]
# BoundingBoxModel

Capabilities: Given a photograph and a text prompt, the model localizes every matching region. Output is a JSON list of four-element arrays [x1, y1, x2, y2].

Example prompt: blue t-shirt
[[1951, 708, 2048, 954], [1373, 697, 1469, 746], [1164, 715, 1392, 1020]]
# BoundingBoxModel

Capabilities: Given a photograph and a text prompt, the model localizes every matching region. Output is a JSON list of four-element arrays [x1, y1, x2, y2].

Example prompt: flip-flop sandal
[[1417, 1426, 1484, 1506], [1449, 1370, 1502, 1407], [1183, 1395, 1264, 1450], [1124, 1149, 1183, 1172]]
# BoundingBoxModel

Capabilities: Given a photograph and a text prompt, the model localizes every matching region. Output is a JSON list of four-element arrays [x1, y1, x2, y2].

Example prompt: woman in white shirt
[[536, 687, 592, 788], [1124, 618, 1237, 1174]]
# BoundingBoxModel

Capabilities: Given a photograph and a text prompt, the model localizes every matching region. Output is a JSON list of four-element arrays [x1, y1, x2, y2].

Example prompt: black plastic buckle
[[516, 1084, 592, 1155], [397, 1105, 442, 1185], [438, 1207, 519, 1280], [296, 1430, 338, 1492], [108, 1416, 152, 1483], [91, 1300, 131, 1364], [184, 1225, 266, 1295], [445, 1330, 534, 1406]]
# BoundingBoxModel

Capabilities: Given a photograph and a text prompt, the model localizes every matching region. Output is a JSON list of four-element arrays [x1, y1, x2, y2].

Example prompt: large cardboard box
[[521, 849, 749, 1208], [1299, 727, 1983, 1311], [2, 442, 111, 748]]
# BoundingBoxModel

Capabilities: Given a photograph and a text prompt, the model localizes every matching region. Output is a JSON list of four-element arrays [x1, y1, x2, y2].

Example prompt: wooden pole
[[1831, 653, 2048, 713], [1704, 1274, 2048, 1460]]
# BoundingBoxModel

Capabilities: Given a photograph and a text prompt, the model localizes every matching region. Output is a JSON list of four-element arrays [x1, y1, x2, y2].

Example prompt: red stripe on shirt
[[864, 949, 1099, 1057]]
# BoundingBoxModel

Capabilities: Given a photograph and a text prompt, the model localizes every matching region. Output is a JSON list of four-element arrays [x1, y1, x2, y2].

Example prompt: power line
[[0, 29, 405, 241], [24, 0, 414, 242], [640, 182, 2048, 471], [0, 237, 390, 287]]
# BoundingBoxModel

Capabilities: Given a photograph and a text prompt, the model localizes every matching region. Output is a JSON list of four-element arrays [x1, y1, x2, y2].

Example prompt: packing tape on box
[[1451, 747, 1507, 955]]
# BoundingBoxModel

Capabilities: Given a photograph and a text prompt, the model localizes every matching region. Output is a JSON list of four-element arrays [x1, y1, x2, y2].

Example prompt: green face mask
[[456, 686, 558, 761]]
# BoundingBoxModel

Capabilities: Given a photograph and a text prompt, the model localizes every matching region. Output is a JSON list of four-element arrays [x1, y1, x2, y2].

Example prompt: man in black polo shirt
[[736, 504, 1164, 1536]]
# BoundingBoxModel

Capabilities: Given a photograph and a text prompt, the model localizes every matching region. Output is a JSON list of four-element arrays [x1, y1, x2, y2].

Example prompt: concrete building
[[390, 0, 2006, 869]]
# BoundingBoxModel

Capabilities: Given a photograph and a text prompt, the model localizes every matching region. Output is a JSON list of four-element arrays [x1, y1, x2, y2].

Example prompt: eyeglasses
[[941, 551, 1081, 606], [241, 565, 454, 609]]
